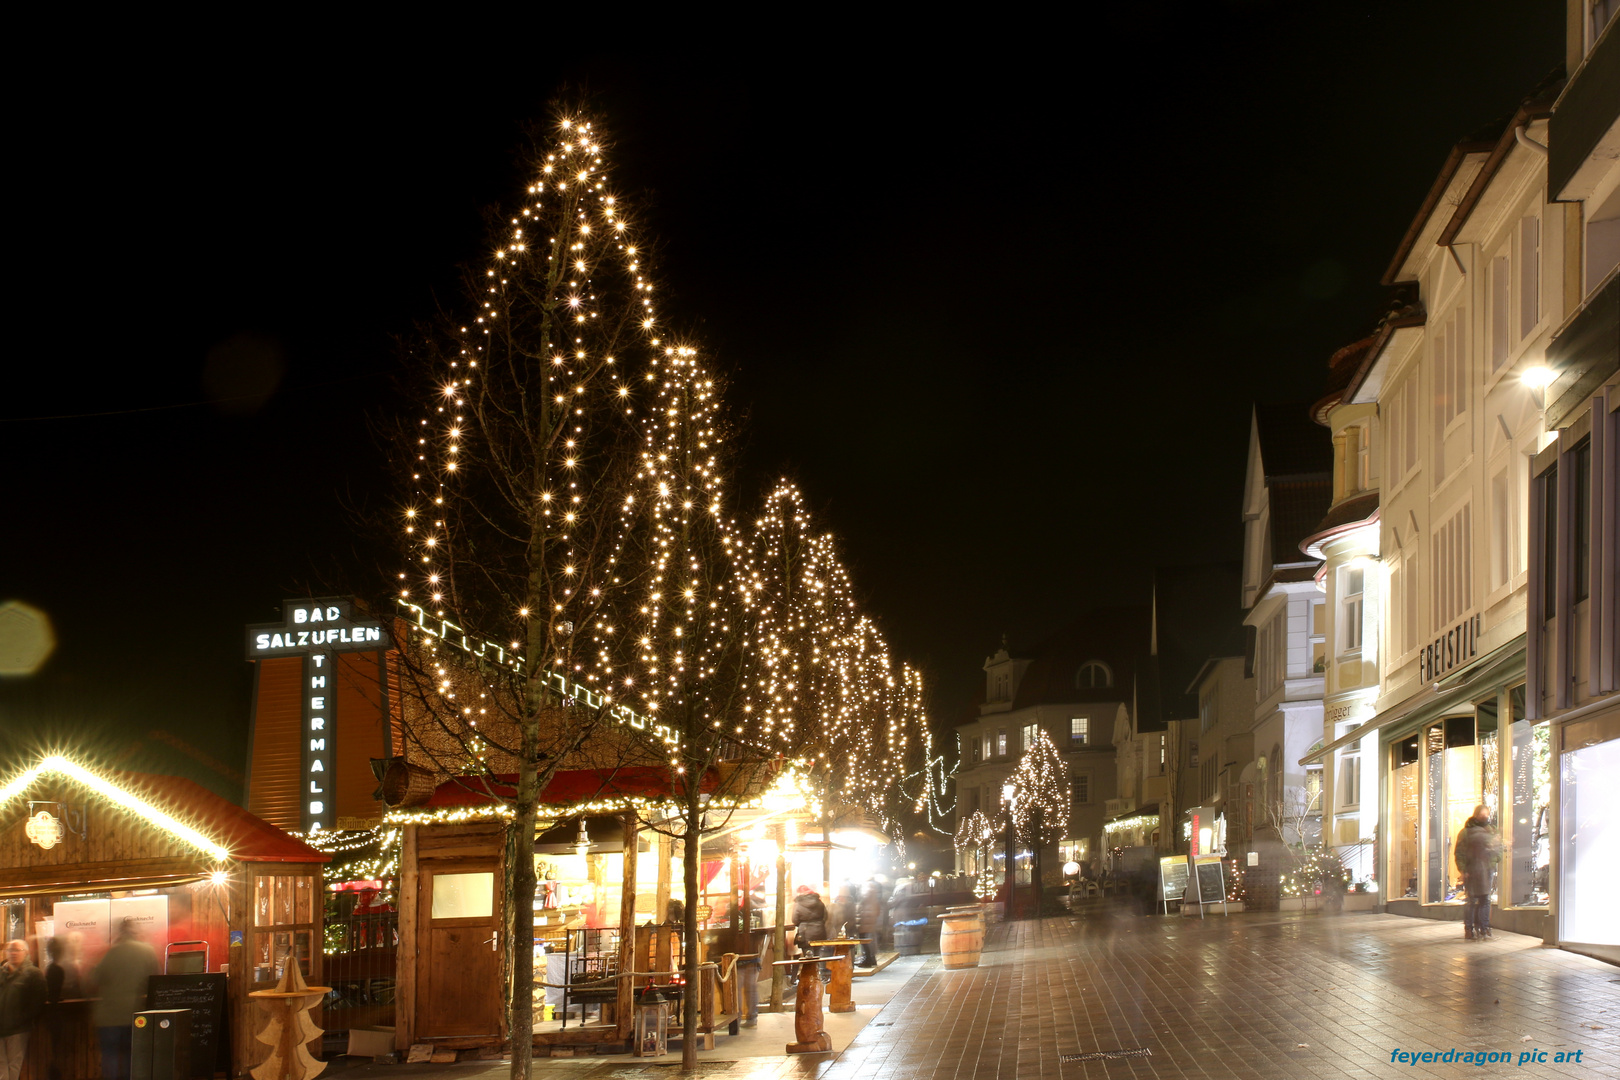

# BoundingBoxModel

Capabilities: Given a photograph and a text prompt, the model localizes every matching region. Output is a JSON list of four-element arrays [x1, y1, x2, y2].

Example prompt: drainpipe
[[1514, 125, 1549, 157]]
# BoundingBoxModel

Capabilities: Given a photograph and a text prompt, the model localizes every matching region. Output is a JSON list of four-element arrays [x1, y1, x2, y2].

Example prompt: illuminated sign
[[1419, 613, 1482, 682], [246, 599, 391, 833]]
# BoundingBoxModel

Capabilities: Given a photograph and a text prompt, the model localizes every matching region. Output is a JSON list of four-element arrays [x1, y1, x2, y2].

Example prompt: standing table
[[771, 958, 831, 1053], [809, 939, 864, 1013]]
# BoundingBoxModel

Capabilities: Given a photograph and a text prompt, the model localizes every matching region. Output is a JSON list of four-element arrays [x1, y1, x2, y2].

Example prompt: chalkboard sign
[[1158, 856, 1188, 902], [1192, 856, 1225, 905], [147, 974, 229, 1078]]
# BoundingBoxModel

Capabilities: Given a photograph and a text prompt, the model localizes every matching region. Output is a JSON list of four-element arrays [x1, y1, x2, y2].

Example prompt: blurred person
[[1455, 804, 1501, 941], [828, 885, 855, 941], [42, 938, 80, 1080], [855, 882, 883, 967], [0, 940, 45, 1080], [93, 919, 158, 1080], [791, 885, 826, 958]]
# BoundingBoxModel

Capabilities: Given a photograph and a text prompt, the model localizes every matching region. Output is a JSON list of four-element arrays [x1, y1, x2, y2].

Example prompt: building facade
[[1530, 0, 1619, 962], [952, 612, 1143, 880]]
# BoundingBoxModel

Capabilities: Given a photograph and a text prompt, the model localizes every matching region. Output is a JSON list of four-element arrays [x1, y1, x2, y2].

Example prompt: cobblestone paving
[[808, 910, 1620, 1080], [334, 910, 1620, 1079]]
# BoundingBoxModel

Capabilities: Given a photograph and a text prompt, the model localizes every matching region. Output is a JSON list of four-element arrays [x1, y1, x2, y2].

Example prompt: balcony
[[1549, 20, 1620, 201], [1546, 270, 1620, 429]]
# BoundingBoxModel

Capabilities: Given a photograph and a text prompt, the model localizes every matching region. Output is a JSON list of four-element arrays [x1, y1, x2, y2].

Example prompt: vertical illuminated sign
[[246, 598, 390, 833]]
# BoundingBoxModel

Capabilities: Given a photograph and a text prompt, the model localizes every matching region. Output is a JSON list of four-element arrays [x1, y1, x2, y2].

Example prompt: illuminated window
[[996, 729, 1007, 757], [1021, 723, 1039, 752], [1341, 567, 1365, 653], [1070, 716, 1088, 745]]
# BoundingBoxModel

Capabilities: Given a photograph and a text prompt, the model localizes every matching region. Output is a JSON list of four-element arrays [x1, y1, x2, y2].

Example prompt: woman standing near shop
[[1455, 805, 1500, 941]]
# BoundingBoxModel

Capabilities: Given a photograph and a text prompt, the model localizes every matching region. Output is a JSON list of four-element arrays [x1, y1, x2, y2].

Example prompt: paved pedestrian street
[[334, 910, 1619, 1080]]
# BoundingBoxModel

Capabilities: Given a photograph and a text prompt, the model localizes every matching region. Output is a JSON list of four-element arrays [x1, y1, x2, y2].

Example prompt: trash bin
[[131, 1009, 192, 1080]]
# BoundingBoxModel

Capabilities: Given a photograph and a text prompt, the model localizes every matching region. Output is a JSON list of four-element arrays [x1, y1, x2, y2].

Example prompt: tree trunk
[[681, 797, 702, 1071], [507, 764, 539, 1079], [1032, 810, 1044, 919]]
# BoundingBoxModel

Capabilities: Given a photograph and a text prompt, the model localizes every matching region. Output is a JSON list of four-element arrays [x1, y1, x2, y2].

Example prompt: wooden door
[[417, 863, 503, 1039]]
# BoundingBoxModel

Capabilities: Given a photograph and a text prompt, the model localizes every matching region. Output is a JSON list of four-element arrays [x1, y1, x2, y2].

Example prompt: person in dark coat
[[1455, 804, 1501, 940], [93, 919, 159, 1080], [791, 886, 827, 957], [0, 939, 46, 1080], [828, 885, 855, 941], [855, 882, 883, 967]]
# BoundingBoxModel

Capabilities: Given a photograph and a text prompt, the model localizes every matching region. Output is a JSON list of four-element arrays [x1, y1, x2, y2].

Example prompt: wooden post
[[616, 812, 639, 1043], [769, 851, 787, 1011], [395, 824, 418, 1053], [655, 834, 672, 923], [718, 952, 737, 1016]]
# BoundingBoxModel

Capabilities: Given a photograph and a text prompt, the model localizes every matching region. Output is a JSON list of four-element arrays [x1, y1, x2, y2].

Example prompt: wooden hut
[[0, 754, 327, 1078]]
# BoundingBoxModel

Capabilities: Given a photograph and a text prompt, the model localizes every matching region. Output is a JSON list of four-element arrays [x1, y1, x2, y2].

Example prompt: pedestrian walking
[[1455, 804, 1501, 940], [93, 919, 159, 1080], [43, 937, 81, 1080], [0, 940, 45, 1080]]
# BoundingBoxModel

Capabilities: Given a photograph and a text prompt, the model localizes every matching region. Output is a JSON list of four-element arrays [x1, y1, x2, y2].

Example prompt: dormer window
[[1075, 661, 1112, 689]]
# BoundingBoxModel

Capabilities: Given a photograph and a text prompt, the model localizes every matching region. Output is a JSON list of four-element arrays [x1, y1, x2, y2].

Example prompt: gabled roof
[[1009, 606, 1149, 711], [1268, 478, 1333, 569], [0, 754, 326, 865], [1253, 403, 1332, 481]]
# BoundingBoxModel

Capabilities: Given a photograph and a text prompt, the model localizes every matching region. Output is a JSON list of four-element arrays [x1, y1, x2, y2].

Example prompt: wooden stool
[[809, 939, 862, 1013], [771, 958, 831, 1053]]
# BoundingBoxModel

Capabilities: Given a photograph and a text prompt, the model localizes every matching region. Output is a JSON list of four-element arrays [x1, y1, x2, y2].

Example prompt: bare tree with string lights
[[387, 108, 693, 1080]]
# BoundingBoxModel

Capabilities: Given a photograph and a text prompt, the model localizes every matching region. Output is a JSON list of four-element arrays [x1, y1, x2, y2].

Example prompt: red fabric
[[108, 771, 329, 864], [421, 766, 719, 809]]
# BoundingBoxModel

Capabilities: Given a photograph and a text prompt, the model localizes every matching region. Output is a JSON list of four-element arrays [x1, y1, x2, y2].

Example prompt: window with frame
[[1199, 691, 1215, 732], [1069, 716, 1088, 745], [1387, 373, 1420, 486], [1073, 773, 1089, 804], [1021, 723, 1039, 752], [1075, 661, 1112, 689], [970, 735, 981, 763], [1255, 607, 1287, 694], [1433, 307, 1468, 442], [1305, 764, 1324, 811], [1542, 463, 1558, 622], [996, 729, 1008, 757], [1490, 457, 1524, 590], [1341, 566, 1365, 653], [1339, 752, 1361, 809], [1572, 439, 1592, 603], [1432, 502, 1474, 628]]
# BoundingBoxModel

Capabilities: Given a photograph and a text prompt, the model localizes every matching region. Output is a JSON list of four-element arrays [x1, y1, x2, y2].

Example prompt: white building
[[1241, 405, 1332, 847], [1529, 0, 1619, 963]]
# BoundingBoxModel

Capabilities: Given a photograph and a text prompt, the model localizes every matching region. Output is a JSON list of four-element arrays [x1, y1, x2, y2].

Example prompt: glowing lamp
[[1520, 366, 1557, 389], [1063, 861, 1080, 876]]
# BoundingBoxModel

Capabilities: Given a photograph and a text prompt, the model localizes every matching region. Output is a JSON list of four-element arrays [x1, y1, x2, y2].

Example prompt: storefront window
[[1560, 735, 1620, 946], [1390, 736, 1420, 899], [1507, 685, 1551, 907], [249, 873, 318, 985], [1423, 717, 1480, 904], [1477, 696, 1500, 823]]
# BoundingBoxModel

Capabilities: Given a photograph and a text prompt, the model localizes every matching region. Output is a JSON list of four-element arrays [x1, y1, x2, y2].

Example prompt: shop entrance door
[[418, 863, 503, 1039]]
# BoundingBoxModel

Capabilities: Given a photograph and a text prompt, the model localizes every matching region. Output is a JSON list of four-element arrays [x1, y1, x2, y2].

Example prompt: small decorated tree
[[1009, 730, 1071, 917]]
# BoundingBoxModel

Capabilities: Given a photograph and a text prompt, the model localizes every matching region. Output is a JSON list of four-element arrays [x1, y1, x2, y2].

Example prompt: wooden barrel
[[939, 912, 983, 969]]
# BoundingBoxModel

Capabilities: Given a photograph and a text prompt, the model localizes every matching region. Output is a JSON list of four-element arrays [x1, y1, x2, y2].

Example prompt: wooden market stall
[[0, 754, 328, 1078]]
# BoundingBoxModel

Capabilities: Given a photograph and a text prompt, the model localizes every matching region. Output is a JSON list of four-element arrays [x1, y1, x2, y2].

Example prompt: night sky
[[2, 6, 1565, 798]]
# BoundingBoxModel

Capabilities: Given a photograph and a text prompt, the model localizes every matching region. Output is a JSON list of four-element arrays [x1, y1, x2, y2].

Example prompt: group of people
[[791, 881, 885, 968], [0, 919, 159, 1080]]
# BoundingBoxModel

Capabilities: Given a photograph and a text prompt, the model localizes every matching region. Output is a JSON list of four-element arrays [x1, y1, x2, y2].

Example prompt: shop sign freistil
[[1419, 613, 1483, 682], [246, 599, 392, 833]]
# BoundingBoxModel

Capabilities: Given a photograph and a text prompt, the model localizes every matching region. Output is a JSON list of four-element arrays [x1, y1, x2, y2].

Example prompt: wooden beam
[[395, 824, 419, 1053]]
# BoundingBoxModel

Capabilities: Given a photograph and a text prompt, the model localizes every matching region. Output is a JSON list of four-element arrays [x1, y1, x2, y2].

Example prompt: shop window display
[[1507, 685, 1551, 907], [1390, 736, 1421, 899], [1560, 736, 1620, 946], [1424, 718, 1481, 903]]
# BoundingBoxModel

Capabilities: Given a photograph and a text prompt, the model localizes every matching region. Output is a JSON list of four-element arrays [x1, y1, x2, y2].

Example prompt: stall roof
[[418, 765, 722, 811], [0, 754, 327, 865]]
